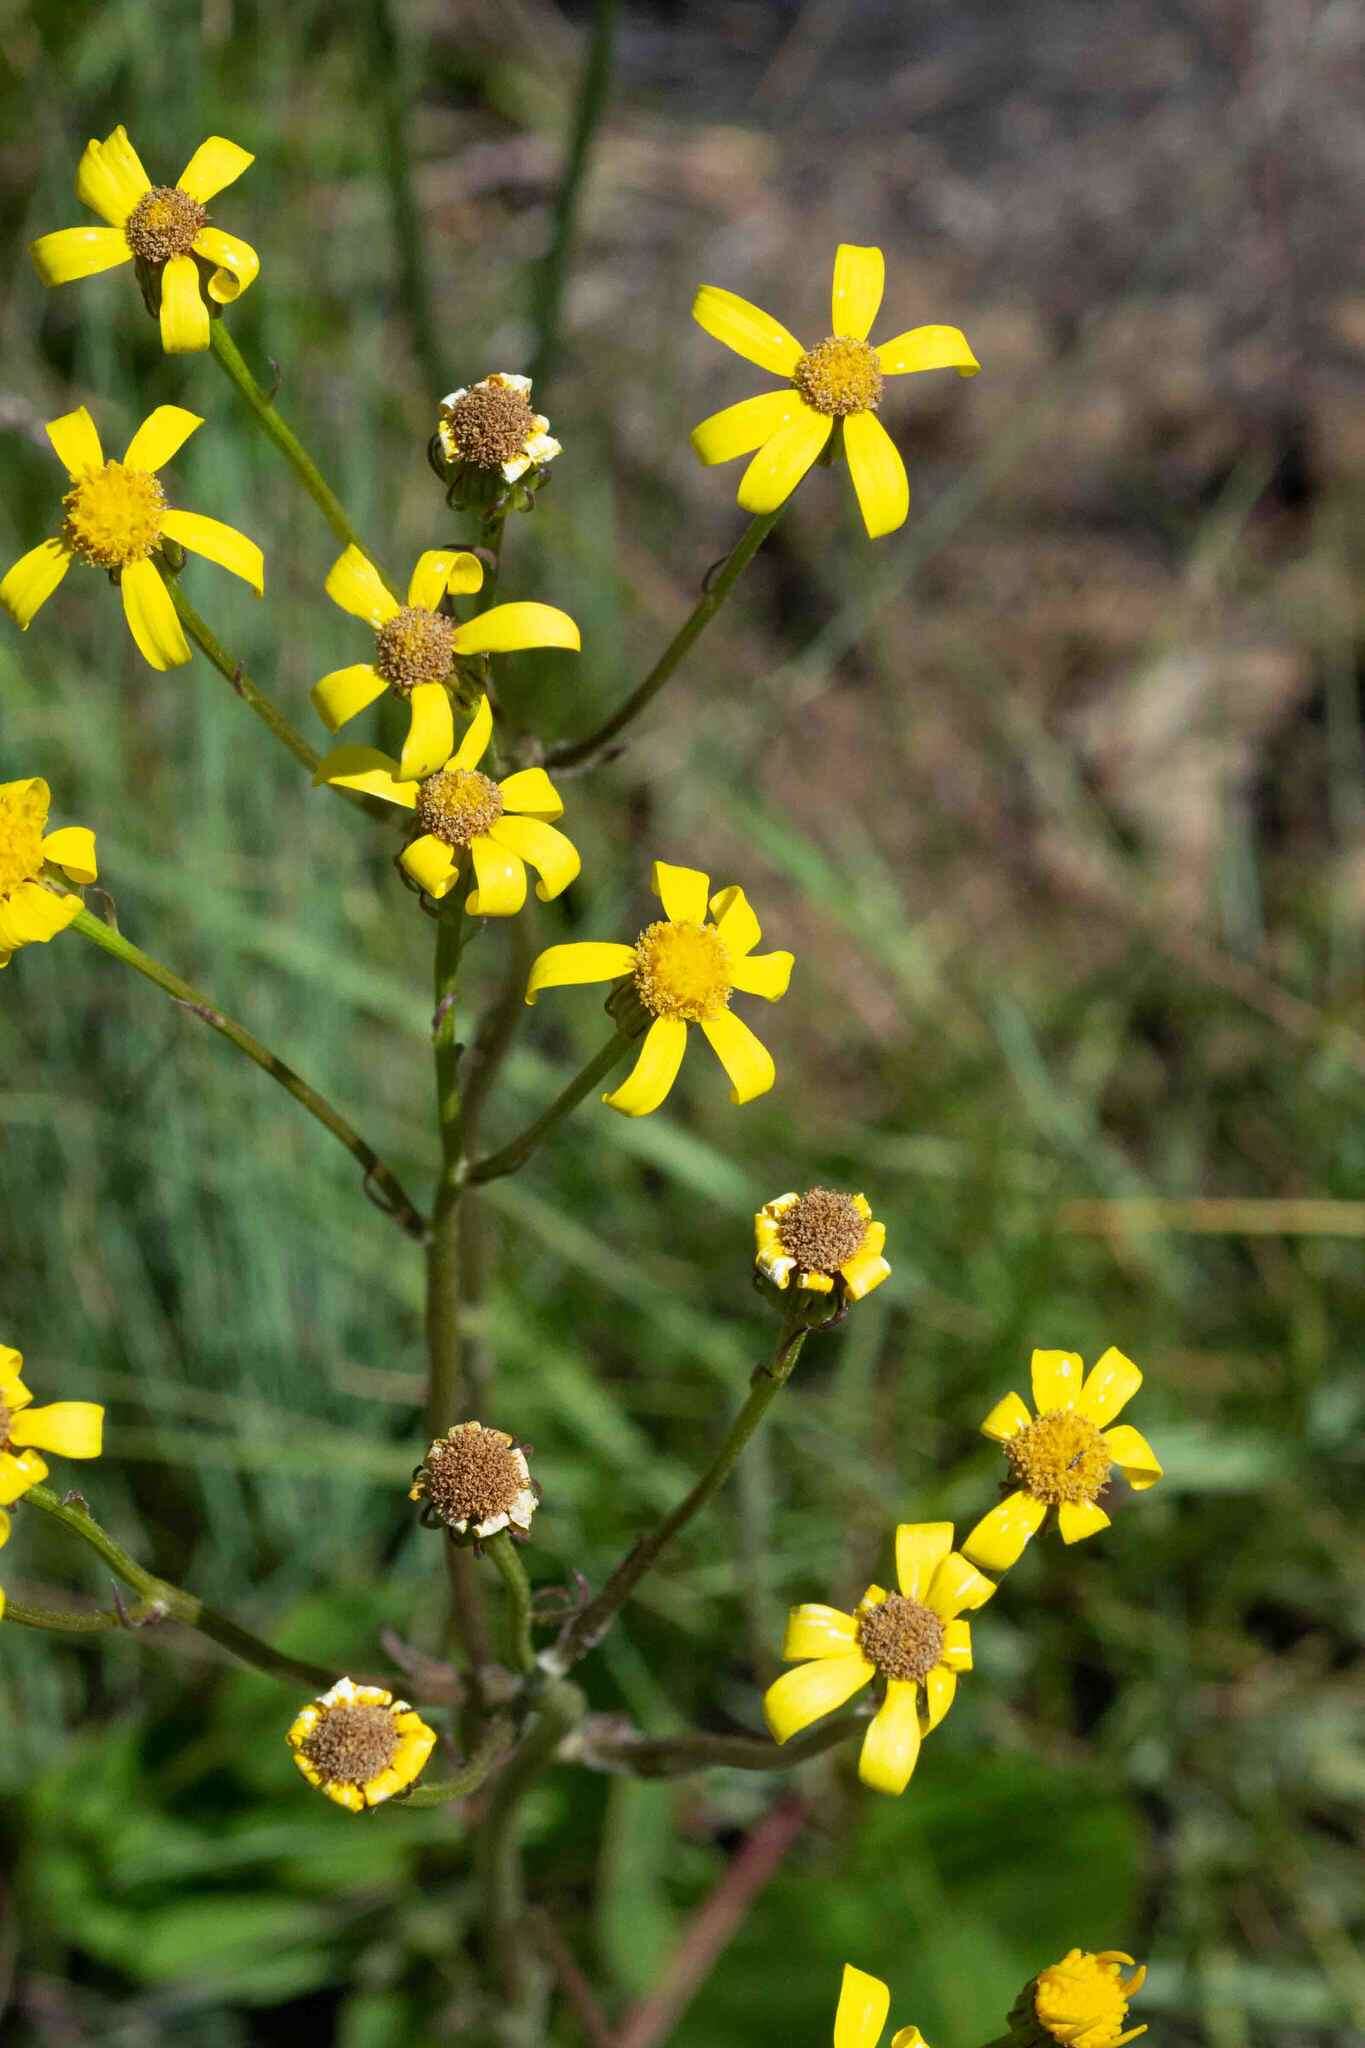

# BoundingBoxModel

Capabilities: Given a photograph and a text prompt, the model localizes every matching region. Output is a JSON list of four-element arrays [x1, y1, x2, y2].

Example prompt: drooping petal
[[42, 826, 97, 883], [781, 1603, 860, 1662], [525, 942, 637, 1004], [920, 1664, 957, 1734], [310, 664, 387, 732], [737, 406, 833, 514], [875, 325, 980, 378], [75, 127, 150, 226], [925, 1551, 996, 1620], [452, 692, 494, 771], [763, 1651, 872, 1743], [452, 602, 580, 655], [123, 404, 203, 472], [9, 1401, 103, 1458], [834, 1964, 891, 2048], [399, 834, 459, 897], [1, 540, 71, 628], [1057, 1499, 1112, 1545], [1078, 1346, 1143, 1426], [397, 682, 455, 782], [0, 1448, 47, 1504], [407, 548, 466, 611], [980, 1390, 1032, 1442], [0, 883, 80, 946], [652, 861, 709, 924], [312, 744, 414, 808], [46, 406, 104, 478], [30, 225, 132, 285], [1102, 1423, 1163, 1490], [839, 1243, 891, 1300], [708, 884, 761, 956], [602, 1015, 687, 1117], [690, 389, 802, 466], [729, 949, 794, 1001], [177, 135, 254, 203], [961, 1492, 1046, 1573], [325, 545, 398, 627], [831, 243, 885, 341], [486, 816, 580, 902], [160, 510, 262, 594], [467, 833, 528, 917], [192, 225, 259, 305], [158, 254, 210, 353], [939, 1618, 973, 1671], [700, 1009, 775, 1104], [858, 1679, 921, 1795], [120, 557, 190, 670], [843, 411, 909, 539], [497, 767, 563, 822], [691, 285, 804, 378], [894, 1522, 955, 1601], [1031, 1348, 1083, 1412]]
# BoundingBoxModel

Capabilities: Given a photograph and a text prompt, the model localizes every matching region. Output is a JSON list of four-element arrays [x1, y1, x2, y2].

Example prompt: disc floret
[[415, 768, 505, 850], [793, 335, 885, 416], [1008, 1949, 1148, 2048], [286, 1676, 437, 1812], [856, 1592, 945, 1684], [373, 605, 457, 693], [633, 919, 733, 1024], [1005, 1408, 1112, 1507], [410, 1420, 539, 1543], [755, 1187, 890, 1301], [124, 184, 206, 264], [61, 463, 166, 570], [436, 372, 561, 491]]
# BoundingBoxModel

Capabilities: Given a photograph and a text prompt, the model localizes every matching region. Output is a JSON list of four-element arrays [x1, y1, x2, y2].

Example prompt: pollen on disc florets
[[61, 463, 166, 570], [415, 767, 504, 850], [1005, 1408, 1112, 1507], [633, 919, 733, 1023], [298, 1702, 399, 1787], [124, 184, 207, 264], [410, 1420, 537, 1538], [792, 336, 885, 417], [442, 381, 537, 470], [777, 1187, 869, 1275], [857, 1593, 945, 1683], [373, 605, 456, 693], [0, 784, 47, 896]]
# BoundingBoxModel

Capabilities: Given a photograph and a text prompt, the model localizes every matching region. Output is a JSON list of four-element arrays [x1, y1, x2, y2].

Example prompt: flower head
[[962, 1348, 1163, 1573], [1, 406, 263, 671], [526, 860, 794, 1116], [756, 1188, 889, 1302], [0, 1343, 104, 1506], [435, 373, 561, 507], [316, 693, 579, 915], [831, 1965, 930, 2048], [764, 1522, 994, 1796], [312, 545, 579, 782], [286, 1676, 437, 1813], [691, 243, 978, 538], [410, 1421, 539, 1544], [30, 127, 259, 352], [0, 778, 97, 968], [1008, 1949, 1148, 2048]]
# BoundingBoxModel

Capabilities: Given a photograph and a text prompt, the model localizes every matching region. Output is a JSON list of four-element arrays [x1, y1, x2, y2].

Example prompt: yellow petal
[[446, 551, 484, 596], [700, 1009, 775, 1105], [30, 225, 132, 285], [891, 2028, 930, 2048], [124, 404, 203, 472], [603, 1015, 688, 1117], [831, 243, 885, 341], [1079, 1345, 1143, 1425], [160, 509, 262, 594], [925, 1551, 996, 1620], [1102, 1423, 1163, 1490], [486, 816, 580, 902], [0, 883, 79, 947], [453, 693, 494, 771], [961, 1492, 1046, 1573], [1057, 1499, 1112, 1545], [763, 1651, 872, 1743], [9, 1401, 103, 1458], [691, 284, 804, 377], [192, 224, 259, 304], [120, 558, 190, 670], [452, 602, 580, 655], [467, 833, 527, 918], [839, 1246, 891, 1300], [0, 1346, 27, 1394], [653, 861, 710, 924], [729, 949, 793, 1001], [42, 826, 98, 884], [690, 389, 802, 465], [1031, 1347, 1083, 1412], [708, 884, 761, 956], [177, 135, 254, 203], [75, 127, 150, 226], [737, 406, 833, 514], [894, 1523, 954, 1600], [843, 411, 909, 539], [497, 766, 563, 822], [875, 324, 980, 378], [158, 253, 210, 353], [326, 545, 399, 628], [47, 406, 104, 478], [834, 1964, 891, 2048], [939, 1618, 972, 1671], [525, 941, 637, 1005], [980, 1390, 1031, 1442], [311, 664, 386, 733], [858, 1679, 921, 1795], [1, 540, 71, 628], [312, 745, 414, 807], [407, 548, 464, 611], [920, 1663, 957, 1733], [400, 833, 459, 898], [781, 1603, 859, 1661], [0, 1448, 47, 1503], [397, 682, 455, 782]]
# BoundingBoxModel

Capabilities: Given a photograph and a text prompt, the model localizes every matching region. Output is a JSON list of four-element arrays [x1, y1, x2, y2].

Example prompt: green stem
[[530, 0, 619, 389], [588, 1712, 865, 1778], [488, 1531, 536, 1676], [72, 908, 427, 1241], [167, 580, 320, 775], [366, 0, 441, 394], [20, 1483, 339, 1690], [387, 1719, 516, 1810], [544, 1318, 809, 1675], [476, 1680, 585, 2020], [547, 507, 784, 769], [5, 1594, 165, 1633], [467, 1029, 636, 1183]]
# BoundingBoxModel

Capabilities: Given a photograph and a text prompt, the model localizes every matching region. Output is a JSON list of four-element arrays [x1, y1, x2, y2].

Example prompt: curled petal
[[891, 2029, 930, 2048], [1031, 1347, 1083, 1412], [737, 406, 833, 515], [920, 1663, 957, 1734], [120, 558, 189, 670], [76, 127, 150, 226], [690, 389, 801, 466], [894, 1522, 955, 1602], [961, 1492, 1046, 1573], [939, 1618, 973, 1672], [9, 1401, 103, 1458], [858, 1679, 921, 1795], [602, 1015, 687, 1117], [47, 406, 104, 478], [1102, 1423, 1163, 1490], [311, 664, 386, 733], [407, 548, 464, 611], [708, 884, 761, 957], [781, 1603, 860, 1662], [160, 510, 262, 594], [980, 1390, 1032, 1442], [124, 405, 203, 473], [525, 942, 637, 1005], [397, 682, 455, 783], [763, 1651, 872, 1743], [312, 744, 414, 808], [692, 284, 804, 377], [451, 692, 494, 771], [876, 324, 979, 378], [497, 766, 563, 822], [840, 1245, 890, 1300], [30, 225, 131, 285], [729, 949, 793, 1001], [325, 545, 398, 628], [652, 861, 709, 924], [0, 1448, 47, 1505], [1079, 1345, 1143, 1426], [467, 833, 527, 918], [399, 834, 458, 898], [486, 815, 580, 902], [446, 551, 485, 596], [1057, 1498, 1112, 1545], [843, 411, 909, 538], [831, 243, 885, 341], [158, 254, 210, 354], [925, 1551, 996, 1620], [700, 1009, 775, 1105], [834, 1965, 891, 2048], [453, 602, 580, 655], [177, 135, 254, 203], [42, 826, 98, 884], [1, 540, 71, 628], [192, 224, 259, 305]]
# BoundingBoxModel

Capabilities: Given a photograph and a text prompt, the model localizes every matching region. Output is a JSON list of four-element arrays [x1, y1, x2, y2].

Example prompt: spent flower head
[[435, 373, 561, 511], [410, 1421, 539, 1544], [286, 1676, 437, 1813], [1007, 1949, 1148, 2048], [0, 1342, 104, 1506], [0, 778, 97, 968], [756, 1188, 889, 1304]]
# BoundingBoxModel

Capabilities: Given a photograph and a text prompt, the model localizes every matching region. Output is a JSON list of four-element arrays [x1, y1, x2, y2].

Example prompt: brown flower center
[[299, 1702, 399, 1787], [373, 605, 456, 693], [442, 383, 536, 468], [413, 1422, 527, 1530], [856, 1593, 945, 1683], [792, 336, 884, 416], [124, 185, 207, 264], [776, 1187, 868, 1274], [1005, 1408, 1112, 1507], [415, 767, 504, 849], [0, 784, 48, 897], [0, 1401, 12, 1448]]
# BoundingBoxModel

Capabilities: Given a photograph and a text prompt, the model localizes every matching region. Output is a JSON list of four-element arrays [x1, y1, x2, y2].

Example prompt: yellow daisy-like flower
[[763, 1522, 994, 1797], [0, 405, 263, 671], [831, 1965, 931, 2048], [0, 777, 97, 968], [526, 860, 794, 1117], [312, 545, 580, 783], [1009, 1949, 1148, 2048], [0, 1343, 104, 1507], [437, 373, 561, 483], [286, 1676, 437, 1813], [755, 1188, 890, 1301], [962, 1348, 1164, 1573], [691, 243, 979, 538], [315, 693, 579, 915], [30, 126, 258, 353]]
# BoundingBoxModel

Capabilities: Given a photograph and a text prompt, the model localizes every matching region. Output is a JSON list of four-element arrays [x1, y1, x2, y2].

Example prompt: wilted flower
[[410, 1421, 539, 1544], [287, 1676, 437, 1813], [755, 1188, 889, 1302], [435, 372, 560, 508]]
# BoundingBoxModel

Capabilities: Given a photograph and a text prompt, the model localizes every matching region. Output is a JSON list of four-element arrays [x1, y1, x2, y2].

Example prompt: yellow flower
[[526, 860, 794, 1117], [312, 545, 580, 783], [0, 1343, 104, 1506], [316, 694, 579, 916], [755, 1188, 889, 1301], [286, 1676, 437, 1813], [1009, 1949, 1148, 2048], [691, 243, 978, 538], [437, 373, 561, 482], [30, 126, 258, 353], [962, 1348, 1164, 1573], [831, 1965, 930, 2048], [763, 1522, 994, 1796], [0, 777, 96, 968], [0, 405, 263, 671]]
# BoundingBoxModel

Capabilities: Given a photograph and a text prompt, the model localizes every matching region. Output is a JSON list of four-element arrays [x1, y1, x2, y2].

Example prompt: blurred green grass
[[1, 2, 1363, 2044]]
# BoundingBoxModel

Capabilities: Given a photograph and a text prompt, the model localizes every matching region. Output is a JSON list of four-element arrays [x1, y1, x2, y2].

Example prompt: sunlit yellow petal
[[1057, 1499, 1112, 1544], [30, 225, 131, 285], [497, 767, 563, 821], [0, 1448, 47, 1504], [446, 551, 484, 596], [0, 883, 80, 945], [839, 1246, 890, 1300], [525, 941, 637, 1004], [1102, 1423, 1163, 1490], [831, 243, 885, 341], [602, 1015, 687, 1117], [652, 861, 710, 924], [894, 1523, 955, 1601], [876, 324, 980, 378], [961, 1492, 1046, 1573], [310, 664, 386, 732], [42, 826, 98, 884], [407, 548, 463, 611], [46, 406, 104, 478], [177, 135, 254, 203], [1078, 1345, 1143, 1426], [843, 411, 909, 539], [400, 833, 459, 898], [708, 884, 760, 956], [1, 540, 71, 628], [452, 602, 580, 655], [452, 692, 493, 771], [397, 682, 455, 782], [690, 389, 801, 465], [467, 833, 527, 917], [325, 545, 399, 628], [157, 254, 209, 353], [1031, 1348, 1083, 1412], [691, 285, 804, 377], [192, 224, 259, 305], [700, 1009, 774, 1105], [763, 1651, 872, 1743], [312, 744, 414, 807], [858, 1679, 921, 1795], [925, 1551, 996, 1620], [124, 404, 203, 473], [920, 1664, 957, 1733], [160, 509, 262, 594], [120, 558, 190, 670], [980, 1390, 1031, 1441], [9, 1401, 103, 1458], [940, 1618, 972, 1671], [737, 406, 833, 514], [75, 127, 150, 226], [729, 949, 793, 1001], [834, 1964, 891, 2048], [891, 2028, 930, 2048], [781, 1603, 859, 1662], [486, 816, 580, 902]]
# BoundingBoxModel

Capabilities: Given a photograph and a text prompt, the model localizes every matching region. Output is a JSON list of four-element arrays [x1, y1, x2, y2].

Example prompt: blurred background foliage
[[1, 0, 1363, 2043]]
